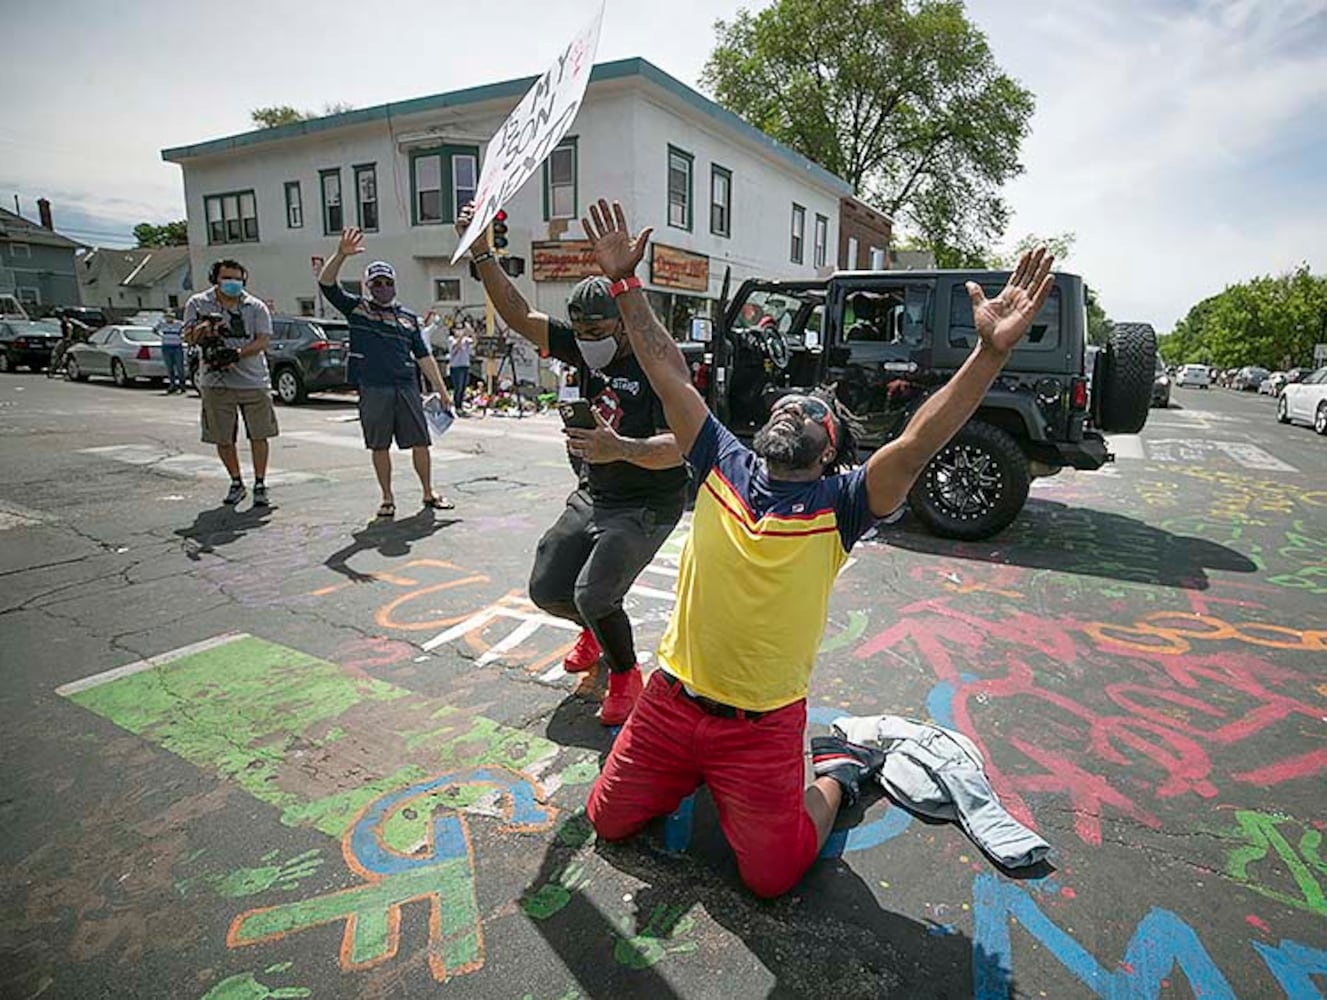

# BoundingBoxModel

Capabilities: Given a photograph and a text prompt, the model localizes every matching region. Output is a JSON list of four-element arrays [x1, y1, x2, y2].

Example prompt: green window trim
[[353, 163, 379, 232], [667, 145, 694, 232], [203, 189, 260, 245], [710, 164, 732, 238], [409, 145, 480, 226], [319, 168, 343, 236], [542, 136, 579, 221]]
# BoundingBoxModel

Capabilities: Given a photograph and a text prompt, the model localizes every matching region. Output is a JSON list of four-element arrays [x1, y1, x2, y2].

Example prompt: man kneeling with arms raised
[[579, 197, 1055, 898]]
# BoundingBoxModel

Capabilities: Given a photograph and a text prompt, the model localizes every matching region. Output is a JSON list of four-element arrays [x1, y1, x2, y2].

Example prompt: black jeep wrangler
[[693, 269, 1155, 540]]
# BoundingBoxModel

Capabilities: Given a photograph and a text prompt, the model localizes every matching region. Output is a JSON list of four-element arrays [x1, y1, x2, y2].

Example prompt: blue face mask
[[219, 278, 244, 298]]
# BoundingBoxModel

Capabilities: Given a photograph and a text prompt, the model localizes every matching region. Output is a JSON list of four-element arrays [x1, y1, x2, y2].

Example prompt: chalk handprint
[[521, 863, 590, 920], [614, 904, 698, 969], [215, 849, 324, 898]]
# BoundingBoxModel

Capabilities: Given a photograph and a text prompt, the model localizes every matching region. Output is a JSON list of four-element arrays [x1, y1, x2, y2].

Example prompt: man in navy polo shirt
[[318, 227, 455, 518]]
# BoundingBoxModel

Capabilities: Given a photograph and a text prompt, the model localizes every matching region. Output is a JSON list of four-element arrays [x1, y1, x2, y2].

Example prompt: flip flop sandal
[[422, 496, 455, 510], [376, 501, 396, 519]]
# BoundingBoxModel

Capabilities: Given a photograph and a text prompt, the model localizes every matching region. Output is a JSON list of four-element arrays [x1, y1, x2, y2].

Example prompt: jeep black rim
[[930, 444, 1003, 519]]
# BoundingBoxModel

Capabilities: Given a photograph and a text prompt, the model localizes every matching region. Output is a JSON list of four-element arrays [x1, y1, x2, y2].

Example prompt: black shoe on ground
[[811, 735, 886, 808], [252, 482, 269, 507], [223, 481, 247, 505]]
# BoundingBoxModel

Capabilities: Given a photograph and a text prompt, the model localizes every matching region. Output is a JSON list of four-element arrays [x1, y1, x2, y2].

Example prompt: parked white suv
[[1176, 364, 1211, 389]]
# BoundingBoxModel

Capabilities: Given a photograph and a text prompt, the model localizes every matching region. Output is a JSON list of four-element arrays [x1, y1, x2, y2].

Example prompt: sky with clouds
[[3, 0, 1323, 330]]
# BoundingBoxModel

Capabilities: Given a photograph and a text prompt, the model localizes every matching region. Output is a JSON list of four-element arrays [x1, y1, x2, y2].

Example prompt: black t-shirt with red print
[[547, 318, 689, 514]]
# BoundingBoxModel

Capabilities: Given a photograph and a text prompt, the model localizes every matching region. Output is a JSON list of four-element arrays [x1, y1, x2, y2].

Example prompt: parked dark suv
[[700, 269, 1155, 539], [267, 316, 352, 404]]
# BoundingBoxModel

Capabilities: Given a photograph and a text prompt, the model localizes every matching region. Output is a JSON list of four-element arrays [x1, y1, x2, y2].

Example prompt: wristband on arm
[[608, 276, 642, 298]]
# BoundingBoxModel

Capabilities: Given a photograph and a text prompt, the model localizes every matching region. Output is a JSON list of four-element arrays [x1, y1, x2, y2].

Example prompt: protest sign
[[452, 3, 605, 262]]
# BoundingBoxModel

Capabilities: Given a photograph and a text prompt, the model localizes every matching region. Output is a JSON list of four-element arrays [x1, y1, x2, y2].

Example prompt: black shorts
[[358, 384, 429, 450]]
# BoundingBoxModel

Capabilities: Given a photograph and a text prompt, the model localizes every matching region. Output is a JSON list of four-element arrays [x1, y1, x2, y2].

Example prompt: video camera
[[193, 313, 241, 372]]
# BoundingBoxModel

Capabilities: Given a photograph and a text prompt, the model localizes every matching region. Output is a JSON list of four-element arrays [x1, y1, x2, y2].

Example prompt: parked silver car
[[66, 326, 167, 386]]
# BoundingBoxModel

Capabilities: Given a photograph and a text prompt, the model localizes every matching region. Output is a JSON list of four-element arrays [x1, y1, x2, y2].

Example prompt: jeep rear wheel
[[908, 420, 1031, 540], [1097, 322, 1157, 433]]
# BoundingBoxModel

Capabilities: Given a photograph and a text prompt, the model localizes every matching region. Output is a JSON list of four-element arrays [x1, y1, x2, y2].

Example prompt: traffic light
[[491, 210, 509, 251]]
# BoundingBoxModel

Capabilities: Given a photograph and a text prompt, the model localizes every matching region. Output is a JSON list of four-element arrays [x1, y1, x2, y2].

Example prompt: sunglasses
[[772, 394, 837, 449], [368, 278, 395, 289]]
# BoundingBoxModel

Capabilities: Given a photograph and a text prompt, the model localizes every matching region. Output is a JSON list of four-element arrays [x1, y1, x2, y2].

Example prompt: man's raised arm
[[862, 248, 1055, 517], [455, 204, 551, 352], [581, 199, 709, 454]]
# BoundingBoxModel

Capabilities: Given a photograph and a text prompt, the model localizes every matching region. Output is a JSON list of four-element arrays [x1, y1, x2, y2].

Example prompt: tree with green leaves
[[702, 0, 1034, 265], [1163, 265, 1327, 368], [251, 103, 355, 129], [251, 105, 307, 129], [133, 220, 188, 247]]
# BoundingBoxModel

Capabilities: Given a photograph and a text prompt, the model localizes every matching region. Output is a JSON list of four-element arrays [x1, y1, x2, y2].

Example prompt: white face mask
[[576, 336, 619, 371]]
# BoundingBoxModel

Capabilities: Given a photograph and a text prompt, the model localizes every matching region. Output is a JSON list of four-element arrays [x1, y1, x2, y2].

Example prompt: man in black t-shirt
[[457, 204, 687, 726]]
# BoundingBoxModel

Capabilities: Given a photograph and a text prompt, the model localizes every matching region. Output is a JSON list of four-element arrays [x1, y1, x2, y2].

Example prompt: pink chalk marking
[[1060, 887, 1077, 899], [1234, 748, 1327, 787], [1245, 914, 1271, 933]]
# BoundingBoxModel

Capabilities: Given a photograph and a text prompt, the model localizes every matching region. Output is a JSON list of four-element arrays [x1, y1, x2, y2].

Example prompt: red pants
[[586, 670, 819, 898]]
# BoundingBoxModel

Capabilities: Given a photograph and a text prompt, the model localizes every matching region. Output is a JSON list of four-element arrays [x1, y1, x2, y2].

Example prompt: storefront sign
[[452, 5, 604, 261], [532, 241, 599, 283], [651, 244, 710, 292]]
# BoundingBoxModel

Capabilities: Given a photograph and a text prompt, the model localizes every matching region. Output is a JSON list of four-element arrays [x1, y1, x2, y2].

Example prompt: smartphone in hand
[[558, 399, 596, 430]]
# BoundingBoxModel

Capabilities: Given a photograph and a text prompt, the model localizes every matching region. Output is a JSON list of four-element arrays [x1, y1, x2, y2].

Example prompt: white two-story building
[[162, 57, 890, 347]]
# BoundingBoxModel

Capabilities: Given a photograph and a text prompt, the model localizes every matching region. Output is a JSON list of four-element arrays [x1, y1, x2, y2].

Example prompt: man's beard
[[753, 419, 821, 470]]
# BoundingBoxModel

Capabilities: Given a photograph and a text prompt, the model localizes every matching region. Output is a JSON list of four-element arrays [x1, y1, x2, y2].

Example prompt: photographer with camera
[[182, 259, 279, 507]]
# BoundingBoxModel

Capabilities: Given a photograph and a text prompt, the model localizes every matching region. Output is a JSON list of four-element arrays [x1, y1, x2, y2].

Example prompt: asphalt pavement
[[1, 375, 1324, 999]]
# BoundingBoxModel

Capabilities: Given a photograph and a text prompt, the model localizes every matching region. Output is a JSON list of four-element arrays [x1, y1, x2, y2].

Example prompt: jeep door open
[[705, 270, 1155, 540]]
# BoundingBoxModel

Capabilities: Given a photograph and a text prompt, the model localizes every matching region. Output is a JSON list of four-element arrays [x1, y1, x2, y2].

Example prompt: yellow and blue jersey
[[656, 415, 874, 711]]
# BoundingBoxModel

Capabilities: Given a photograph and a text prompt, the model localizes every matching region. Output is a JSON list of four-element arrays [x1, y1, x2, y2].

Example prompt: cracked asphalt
[[1, 375, 1324, 999]]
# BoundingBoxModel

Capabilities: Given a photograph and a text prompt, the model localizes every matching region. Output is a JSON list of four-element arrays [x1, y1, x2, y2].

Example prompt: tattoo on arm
[[618, 293, 689, 379], [615, 433, 683, 469]]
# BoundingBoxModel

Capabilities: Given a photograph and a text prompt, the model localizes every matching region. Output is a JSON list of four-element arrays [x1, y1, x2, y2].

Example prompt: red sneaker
[[563, 628, 602, 674], [598, 666, 643, 726]]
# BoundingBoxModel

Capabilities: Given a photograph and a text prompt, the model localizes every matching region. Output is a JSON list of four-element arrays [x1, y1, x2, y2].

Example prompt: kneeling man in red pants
[[579, 198, 1055, 897]]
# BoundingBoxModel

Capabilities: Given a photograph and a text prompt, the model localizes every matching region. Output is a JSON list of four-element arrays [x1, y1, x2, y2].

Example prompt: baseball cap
[[364, 260, 396, 283], [567, 275, 619, 323]]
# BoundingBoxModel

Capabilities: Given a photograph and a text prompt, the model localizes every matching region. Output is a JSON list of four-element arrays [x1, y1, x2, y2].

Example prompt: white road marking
[[1105, 434, 1146, 460], [79, 444, 327, 485], [0, 500, 51, 531], [1211, 441, 1297, 472], [283, 429, 472, 461], [1145, 438, 1297, 472], [56, 632, 248, 696]]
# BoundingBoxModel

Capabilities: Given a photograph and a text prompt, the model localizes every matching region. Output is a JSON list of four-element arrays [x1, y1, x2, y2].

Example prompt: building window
[[284, 181, 303, 228], [319, 170, 343, 235], [355, 164, 378, 231], [814, 214, 829, 267], [452, 153, 477, 219], [168, 294, 179, 310], [434, 279, 461, 302], [414, 154, 443, 224], [297, 297, 315, 317], [667, 146, 693, 230], [710, 165, 731, 237], [790, 204, 805, 264], [870, 246, 886, 270], [411, 146, 480, 225], [846, 236, 859, 269], [204, 190, 259, 245], [10, 243, 30, 259], [16, 287, 40, 307], [543, 138, 577, 220]]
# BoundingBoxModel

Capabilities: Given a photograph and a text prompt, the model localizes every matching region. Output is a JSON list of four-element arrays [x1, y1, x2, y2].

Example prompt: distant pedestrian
[[317, 227, 455, 519], [156, 312, 186, 394], [449, 322, 474, 415]]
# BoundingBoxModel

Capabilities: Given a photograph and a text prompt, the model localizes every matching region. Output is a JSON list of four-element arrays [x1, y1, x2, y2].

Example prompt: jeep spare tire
[[1097, 322, 1156, 433], [908, 420, 1031, 541]]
